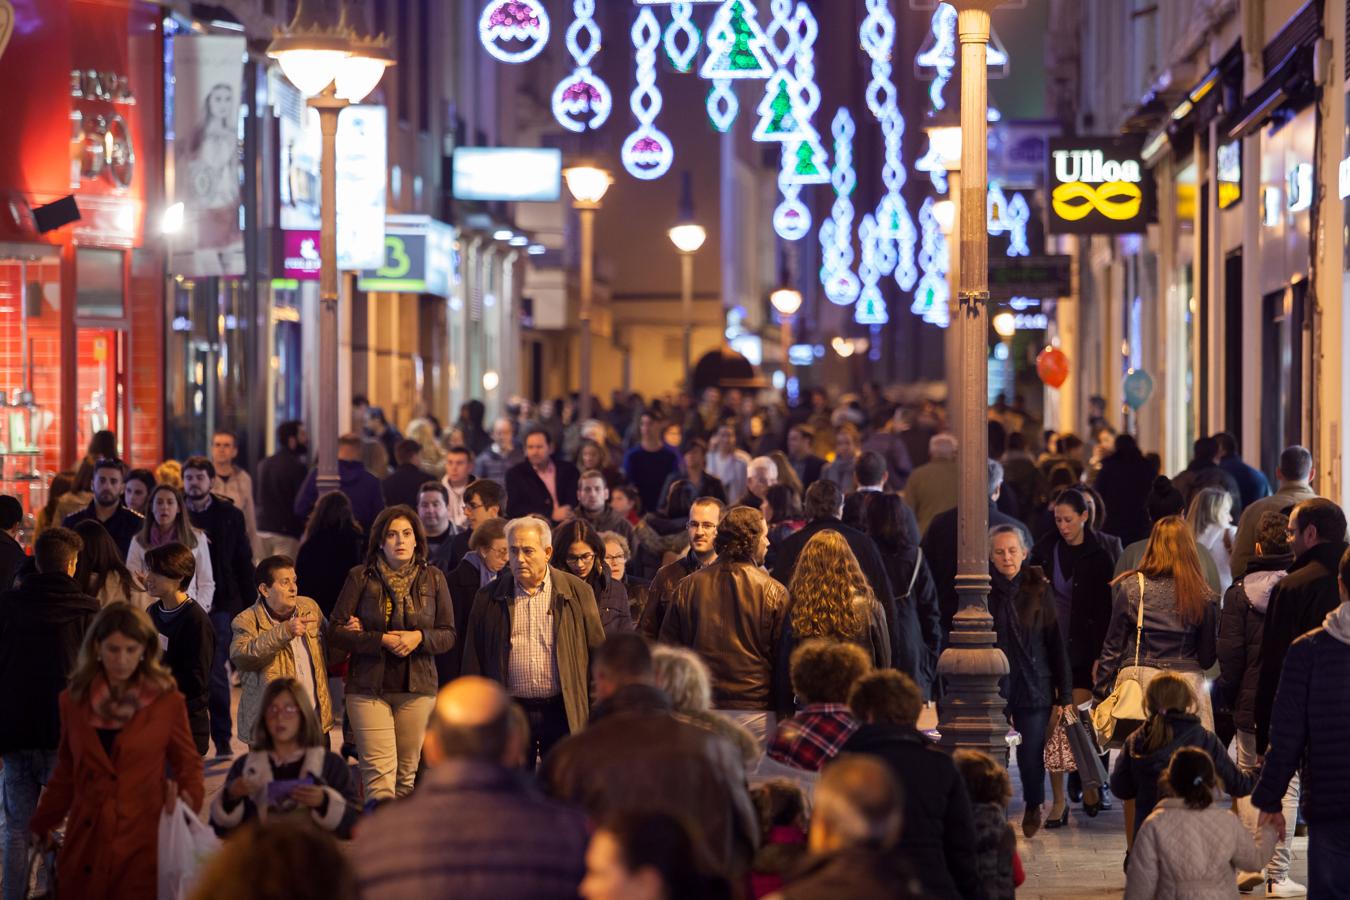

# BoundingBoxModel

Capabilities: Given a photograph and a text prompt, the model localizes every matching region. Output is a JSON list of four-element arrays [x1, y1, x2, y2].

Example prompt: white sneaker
[[1267, 877, 1308, 898]]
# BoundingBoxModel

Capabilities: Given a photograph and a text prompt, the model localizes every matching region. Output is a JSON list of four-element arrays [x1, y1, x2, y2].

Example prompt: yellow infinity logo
[[1051, 180, 1143, 222]]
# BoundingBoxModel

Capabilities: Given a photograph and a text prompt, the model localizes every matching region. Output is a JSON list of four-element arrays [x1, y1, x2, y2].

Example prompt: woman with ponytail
[[1125, 747, 1279, 900], [1110, 673, 1253, 848]]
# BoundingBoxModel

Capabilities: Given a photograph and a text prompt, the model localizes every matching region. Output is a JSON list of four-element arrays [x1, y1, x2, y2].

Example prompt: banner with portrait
[[170, 34, 246, 276]]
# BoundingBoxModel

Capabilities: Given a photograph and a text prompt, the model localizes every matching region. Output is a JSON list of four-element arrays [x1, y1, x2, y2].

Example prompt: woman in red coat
[[31, 602, 204, 900]]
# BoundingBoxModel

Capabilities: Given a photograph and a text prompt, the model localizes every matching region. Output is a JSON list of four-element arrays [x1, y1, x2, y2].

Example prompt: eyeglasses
[[464, 501, 486, 512], [604, 553, 626, 564], [484, 545, 509, 557], [265, 703, 299, 717], [688, 522, 717, 533], [566, 552, 595, 565]]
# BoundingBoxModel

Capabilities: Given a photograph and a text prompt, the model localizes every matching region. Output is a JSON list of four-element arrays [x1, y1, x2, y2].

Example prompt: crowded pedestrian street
[[3, 0, 1350, 898]]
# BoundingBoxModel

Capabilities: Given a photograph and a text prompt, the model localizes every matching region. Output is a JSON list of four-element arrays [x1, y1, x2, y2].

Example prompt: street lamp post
[[564, 164, 613, 424], [935, 0, 1010, 762], [269, 0, 392, 497], [668, 172, 707, 392], [770, 279, 802, 379]]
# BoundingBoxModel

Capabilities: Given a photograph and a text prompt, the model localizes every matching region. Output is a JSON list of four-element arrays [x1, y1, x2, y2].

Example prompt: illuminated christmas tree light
[[860, 0, 916, 292], [700, 0, 772, 79], [753, 72, 805, 142], [622, 8, 674, 180], [552, 0, 611, 133], [912, 197, 949, 328], [855, 214, 889, 326]]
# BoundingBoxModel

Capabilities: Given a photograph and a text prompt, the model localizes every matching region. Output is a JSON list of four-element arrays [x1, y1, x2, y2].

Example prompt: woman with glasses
[[210, 677, 359, 838], [600, 531, 649, 624], [552, 519, 634, 637], [442, 517, 508, 682]]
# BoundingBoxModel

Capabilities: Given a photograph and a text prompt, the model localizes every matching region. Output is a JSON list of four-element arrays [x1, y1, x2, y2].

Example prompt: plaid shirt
[[767, 704, 859, 771], [506, 570, 560, 698]]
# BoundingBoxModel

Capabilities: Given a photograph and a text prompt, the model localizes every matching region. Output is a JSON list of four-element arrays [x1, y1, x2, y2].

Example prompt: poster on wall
[[336, 105, 387, 271], [171, 34, 246, 276]]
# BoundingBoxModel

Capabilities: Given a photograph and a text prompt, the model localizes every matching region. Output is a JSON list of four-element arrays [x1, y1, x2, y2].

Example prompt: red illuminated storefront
[[0, 0, 164, 509]]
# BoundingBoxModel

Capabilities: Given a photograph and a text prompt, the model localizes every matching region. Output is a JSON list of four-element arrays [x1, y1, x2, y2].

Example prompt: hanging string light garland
[[1006, 193, 1031, 256], [551, 0, 611, 133], [479, 0, 551, 63], [854, 214, 889, 327], [859, 0, 916, 292], [820, 108, 860, 305], [911, 197, 949, 326], [663, 2, 701, 73], [622, 7, 674, 180]]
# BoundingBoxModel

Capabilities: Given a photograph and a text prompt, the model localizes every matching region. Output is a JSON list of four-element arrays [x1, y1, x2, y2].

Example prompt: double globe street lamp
[[268, 0, 393, 496]]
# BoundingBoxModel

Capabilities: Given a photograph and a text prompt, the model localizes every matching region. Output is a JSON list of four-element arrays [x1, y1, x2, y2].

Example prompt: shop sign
[[1047, 136, 1153, 234], [1217, 141, 1241, 209], [451, 147, 562, 202], [987, 255, 1072, 301], [170, 34, 247, 276], [337, 105, 388, 271], [1287, 163, 1313, 212], [357, 215, 456, 297], [280, 229, 321, 280]]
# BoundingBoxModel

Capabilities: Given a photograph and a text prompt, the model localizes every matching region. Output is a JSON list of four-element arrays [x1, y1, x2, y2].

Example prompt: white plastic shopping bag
[[157, 799, 220, 900]]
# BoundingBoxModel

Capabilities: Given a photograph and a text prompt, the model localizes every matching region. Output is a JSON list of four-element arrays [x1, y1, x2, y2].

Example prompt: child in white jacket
[[1126, 747, 1279, 900]]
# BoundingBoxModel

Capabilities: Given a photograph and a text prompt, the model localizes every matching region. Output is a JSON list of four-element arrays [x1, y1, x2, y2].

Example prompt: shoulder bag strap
[[906, 548, 923, 596], [1132, 572, 1145, 671]]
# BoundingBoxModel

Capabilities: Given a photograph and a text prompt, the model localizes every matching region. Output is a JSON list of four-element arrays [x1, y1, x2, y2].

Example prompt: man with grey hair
[[461, 516, 605, 766], [766, 755, 924, 898], [903, 433, 960, 536], [736, 455, 779, 508], [922, 459, 1033, 637], [352, 676, 588, 900]]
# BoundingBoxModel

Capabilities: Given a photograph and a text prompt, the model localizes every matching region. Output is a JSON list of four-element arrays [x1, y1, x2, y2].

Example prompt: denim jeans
[[1233, 729, 1298, 881], [1308, 817, 1350, 898], [2, 750, 56, 900], [208, 609, 234, 752], [1009, 707, 1049, 808]]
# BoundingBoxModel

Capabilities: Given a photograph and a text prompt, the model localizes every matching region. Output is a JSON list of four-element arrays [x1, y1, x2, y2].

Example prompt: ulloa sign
[[1047, 136, 1153, 234]]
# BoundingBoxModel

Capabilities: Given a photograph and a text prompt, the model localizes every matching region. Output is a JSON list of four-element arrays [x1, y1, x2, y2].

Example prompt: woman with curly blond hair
[[775, 531, 890, 711]]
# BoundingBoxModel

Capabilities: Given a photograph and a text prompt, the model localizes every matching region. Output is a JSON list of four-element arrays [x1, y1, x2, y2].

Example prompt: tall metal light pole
[[668, 172, 707, 392], [935, 0, 1011, 761], [269, 0, 392, 496], [564, 165, 612, 424]]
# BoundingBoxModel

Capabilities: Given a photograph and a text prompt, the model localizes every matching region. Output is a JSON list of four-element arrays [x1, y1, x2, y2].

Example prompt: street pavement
[[204, 689, 1309, 898]]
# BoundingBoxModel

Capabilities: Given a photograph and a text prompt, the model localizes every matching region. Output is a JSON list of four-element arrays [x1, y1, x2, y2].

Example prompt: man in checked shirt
[[462, 515, 606, 768], [767, 640, 872, 771]]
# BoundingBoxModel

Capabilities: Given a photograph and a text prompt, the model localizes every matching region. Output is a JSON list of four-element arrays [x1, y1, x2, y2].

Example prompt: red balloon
[[1036, 346, 1070, 389]]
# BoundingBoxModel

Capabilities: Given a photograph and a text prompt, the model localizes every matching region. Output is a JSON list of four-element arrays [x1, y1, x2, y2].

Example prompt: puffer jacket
[[1251, 603, 1350, 823], [327, 560, 456, 697], [230, 596, 334, 741], [1093, 574, 1218, 700], [1110, 712, 1253, 832], [1125, 799, 1277, 900], [658, 558, 789, 711], [1216, 556, 1290, 732]]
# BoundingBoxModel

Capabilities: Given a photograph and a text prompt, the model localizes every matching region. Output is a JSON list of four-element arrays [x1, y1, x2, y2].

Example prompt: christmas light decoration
[[773, 168, 811, 241], [915, 2, 1010, 111], [1006, 192, 1031, 256], [860, 0, 916, 291], [479, 0, 551, 64], [912, 197, 949, 327], [820, 108, 860, 306], [780, 133, 829, 186], [663, 2, 700, 73], [753, 71, 806, 142], [988, 181, 1010, 234], [622, 8, 674, 180], [770, 1, 824, 239], [854, 214, 889, 326], [552, 0, 611, 133], [707, 81, 738, 132], [700, 0, 772, 79]]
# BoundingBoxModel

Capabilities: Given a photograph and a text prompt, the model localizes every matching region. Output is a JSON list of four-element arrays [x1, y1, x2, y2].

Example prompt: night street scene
[[1, 0, 1348, 897]]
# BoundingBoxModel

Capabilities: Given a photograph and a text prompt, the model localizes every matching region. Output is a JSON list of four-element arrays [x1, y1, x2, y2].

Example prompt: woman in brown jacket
[[328, 505, 455, 801], [31, 602, 204, 900]]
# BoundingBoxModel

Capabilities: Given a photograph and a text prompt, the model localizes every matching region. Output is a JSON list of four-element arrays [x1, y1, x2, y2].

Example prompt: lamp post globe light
[[564, 163, 613, 423], [668, 172, 706, 389], [935, 0, 1012, 762], [269, 0, 393, 497]]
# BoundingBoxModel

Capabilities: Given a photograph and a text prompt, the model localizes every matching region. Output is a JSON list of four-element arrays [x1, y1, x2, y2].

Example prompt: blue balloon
[[1123, 369, 1154, 410]]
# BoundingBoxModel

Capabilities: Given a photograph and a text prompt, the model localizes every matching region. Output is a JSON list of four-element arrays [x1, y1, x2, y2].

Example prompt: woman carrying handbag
[[1093, 516, 1219, 839]]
